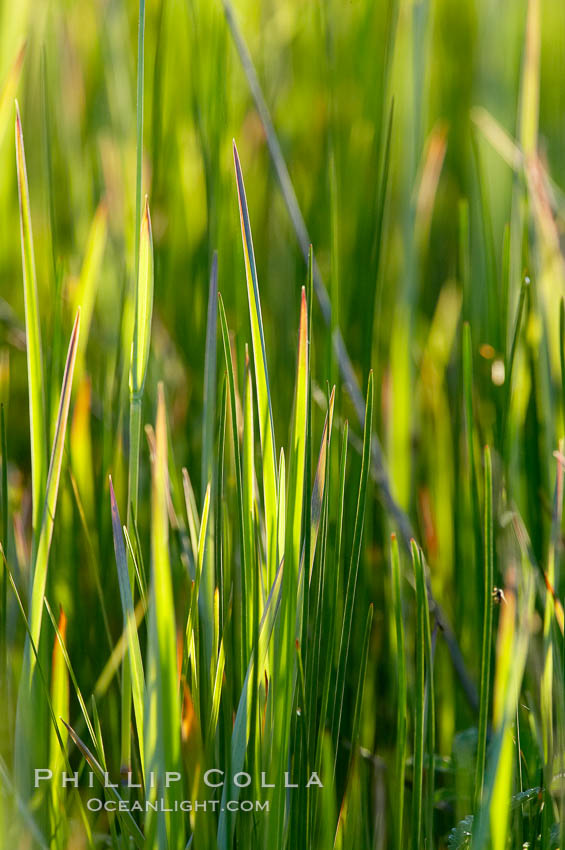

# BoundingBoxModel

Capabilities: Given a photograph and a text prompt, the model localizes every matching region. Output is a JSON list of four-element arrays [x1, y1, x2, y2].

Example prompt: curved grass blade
[[15, 102, 47, 541], [233, 142, 278, 585]]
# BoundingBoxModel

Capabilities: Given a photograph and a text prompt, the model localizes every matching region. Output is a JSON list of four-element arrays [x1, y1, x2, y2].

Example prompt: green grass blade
[[474, 446, 493, 810], [130, 196, 154, 402], [15, 102, 47, 542], [17, 307, 79, 685], [145, 383, 182, 849], [217, 556, 284, 850], [218, 292, 248, 684], [331, 371, 373, 775], [202, 251, 218, 500], [411, 540, 427, 850], [109, 477, 145, 777], [390, 533, 407, 850], [63, 721, 145, 849], [232, 142, 278, 586]]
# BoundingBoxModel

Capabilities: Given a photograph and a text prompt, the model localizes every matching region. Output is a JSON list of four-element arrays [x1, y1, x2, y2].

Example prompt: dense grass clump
[[0, 0, 564, 848]]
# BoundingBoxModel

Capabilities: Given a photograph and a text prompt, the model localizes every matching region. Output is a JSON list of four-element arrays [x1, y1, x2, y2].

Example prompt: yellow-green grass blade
[[15, 102, 47, 542], [200, 253, 219, 676], [124, 195, 154, 775], [144, 383, 182, 849], [470, 566, 535, 850], [243, 346, 255, 660], [233, 142, 278, 586], [270, 287, 309, 844], [72, 204, 108, 382], [520, 0, 540, 156], [185, 482, 211, 682], [109, 477, 146, 778], [48, 607, 68, 850], [130, 196, 154, 401]]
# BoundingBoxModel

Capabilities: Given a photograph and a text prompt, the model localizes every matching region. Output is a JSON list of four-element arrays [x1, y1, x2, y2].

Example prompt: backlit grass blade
[[130, 195, 154, 403], [48, 607, 68, 850], [124, 194, 154, 775], [271, 287, 308, 845], [15, 102, 47, 542], [145, 383, 182, 849], [109, 477, 145, 777], [202, 251, 218, 499], [474, 445, 493, 810], [218, 292, 248, 681], [390, 533, 407, 850], [243, 346, 255, 659], [73, 204, 108, 381], [233, 141, 278, 586], [199, 254, 219, 675]]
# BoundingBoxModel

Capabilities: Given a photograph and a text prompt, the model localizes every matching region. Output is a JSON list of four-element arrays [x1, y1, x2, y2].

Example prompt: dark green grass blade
[[109, 478, 145, 776], [390, 534, 407, 850], [411, 540, 427, 850], [331, 371, 373, 776]]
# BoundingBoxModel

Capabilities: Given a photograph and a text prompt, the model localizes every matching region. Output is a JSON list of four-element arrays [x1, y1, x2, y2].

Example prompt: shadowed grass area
[[0, 0, 564, 847]]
